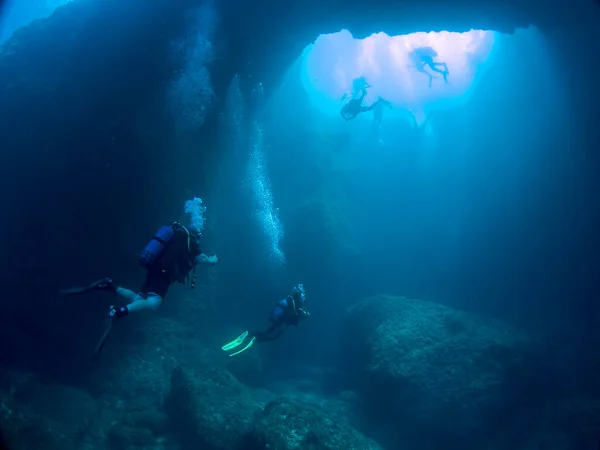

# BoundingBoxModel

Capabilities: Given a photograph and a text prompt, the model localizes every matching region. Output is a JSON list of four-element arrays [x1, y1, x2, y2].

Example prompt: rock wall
[[338, 295, 544, 449], [0, 0, 216, 376]]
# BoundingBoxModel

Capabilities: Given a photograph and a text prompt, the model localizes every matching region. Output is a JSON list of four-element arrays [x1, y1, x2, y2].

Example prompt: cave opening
[[299, 27, 540, 125]]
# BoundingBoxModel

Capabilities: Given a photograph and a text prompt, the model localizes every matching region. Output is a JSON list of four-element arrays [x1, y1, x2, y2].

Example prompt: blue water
[[1, 1, 599, 450]]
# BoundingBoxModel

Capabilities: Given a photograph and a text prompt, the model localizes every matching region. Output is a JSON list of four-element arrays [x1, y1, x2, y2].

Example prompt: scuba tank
[[139, 225, 176, 268]]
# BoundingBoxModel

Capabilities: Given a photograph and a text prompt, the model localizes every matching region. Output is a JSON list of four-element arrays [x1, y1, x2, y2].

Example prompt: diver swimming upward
[[222, 284, 310, 356], [341, 89, 392, 121], [340, 76, 371, 103], [409, 46, 450, 88]]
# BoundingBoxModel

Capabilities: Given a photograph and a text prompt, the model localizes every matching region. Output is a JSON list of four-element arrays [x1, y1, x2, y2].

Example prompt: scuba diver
[[352, 76, 371, 96], [409, 47, 449, 88], [341, 89, 392, 121], [340, 76, 372, 102], [222, 284, 310, 356], [60, 197, 218, 357], [340, 76, 392, 121]]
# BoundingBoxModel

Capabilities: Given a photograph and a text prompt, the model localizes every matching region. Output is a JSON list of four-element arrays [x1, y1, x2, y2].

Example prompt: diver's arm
[[196, 253, 218, 266]]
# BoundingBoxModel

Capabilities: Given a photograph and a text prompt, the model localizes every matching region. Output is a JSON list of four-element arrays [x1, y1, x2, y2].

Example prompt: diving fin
[[60, 278, 115, 296], [221, 331, 249, 351], [92, 307, 115, 360], [229, 336, 256, 357]]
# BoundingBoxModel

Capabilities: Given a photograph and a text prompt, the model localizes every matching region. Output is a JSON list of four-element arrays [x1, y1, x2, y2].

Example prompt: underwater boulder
[[0, 396, 64, 450], [549, 397, 600, 448], [91, 315, 216, 408], [106, 425, 158, 450], [14, 383, 98, 443], [0, 382, 98, 450], [243, 397, 382, 450], [340, 295, 537, 445], [165, 363, 273, 450]]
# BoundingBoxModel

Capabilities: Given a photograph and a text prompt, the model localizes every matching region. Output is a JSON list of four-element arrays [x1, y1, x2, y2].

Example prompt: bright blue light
[[301, 29, 498, 124], [1, 0, 75, 43]]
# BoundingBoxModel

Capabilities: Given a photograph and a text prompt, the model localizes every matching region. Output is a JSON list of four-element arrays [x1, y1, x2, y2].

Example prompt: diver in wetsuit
[[221, 285, 310, 356], [420, 55, 449, 84], [409, 47, 450, 88], [341, 76, 372, 102], [61, 198, 218, 356], [341, 90, 391, 121]]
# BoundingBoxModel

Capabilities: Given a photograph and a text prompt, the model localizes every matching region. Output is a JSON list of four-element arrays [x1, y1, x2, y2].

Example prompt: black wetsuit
[[139, 269, 172, 299], [253, 296, 305, 342], [415, 55, 449, 87], [139, 225, 201, 298], [341, 91, 388, 121]]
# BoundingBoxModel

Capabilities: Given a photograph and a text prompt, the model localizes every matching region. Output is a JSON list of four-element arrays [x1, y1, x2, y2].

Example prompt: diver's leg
[[360, 102, 376, 113], [259, 323, 288, 342], [126, 293, 163, 313], [431, 62, 449, 82], [362, 97, 386, 113], [116, 287, 137, 302], [109, 291, 163, 319], [91, 285, 144, 357], [433, 62, 448, 72]]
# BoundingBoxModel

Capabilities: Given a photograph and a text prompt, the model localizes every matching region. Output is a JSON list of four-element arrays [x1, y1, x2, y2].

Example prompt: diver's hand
[[208, 255, 218, 266]]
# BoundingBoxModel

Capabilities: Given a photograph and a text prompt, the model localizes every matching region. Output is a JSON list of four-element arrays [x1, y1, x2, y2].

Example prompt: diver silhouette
[[409, 47, 449, 88]]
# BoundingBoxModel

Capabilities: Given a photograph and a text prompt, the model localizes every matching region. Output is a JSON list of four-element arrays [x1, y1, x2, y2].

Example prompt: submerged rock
[[165, 363, 273, 450], [244, 397, 382, 450], [0, 380, 98, 450], [340, 295, 538, 447]]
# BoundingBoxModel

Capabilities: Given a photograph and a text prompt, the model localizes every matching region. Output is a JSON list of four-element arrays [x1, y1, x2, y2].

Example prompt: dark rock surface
[[165, 363, 273, 450], [215, 0, 595, 92], [340, 295, 540, 448], [0, 0, 215, 380], [0, 373, 99, 450], [244, 397, 382, 450], [0, 360, 377, 450]]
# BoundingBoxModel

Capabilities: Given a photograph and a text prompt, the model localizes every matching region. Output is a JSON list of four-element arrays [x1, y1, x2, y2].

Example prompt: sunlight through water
[[301, 29, 498, 124]]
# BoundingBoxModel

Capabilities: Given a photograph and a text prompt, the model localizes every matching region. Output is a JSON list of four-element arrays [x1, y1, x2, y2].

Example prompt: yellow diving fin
[[221, 331, 249, 351], [229, 336, 256, 357]]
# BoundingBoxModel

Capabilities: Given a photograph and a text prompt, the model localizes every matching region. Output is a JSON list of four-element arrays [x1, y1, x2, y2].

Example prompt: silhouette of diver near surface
[[340, 76, 371, 102], [341, 89, 392, 121], [409, 46, 450, 88]]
